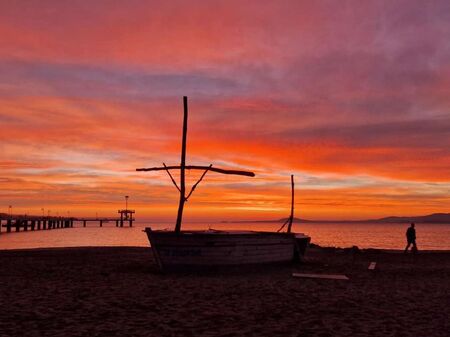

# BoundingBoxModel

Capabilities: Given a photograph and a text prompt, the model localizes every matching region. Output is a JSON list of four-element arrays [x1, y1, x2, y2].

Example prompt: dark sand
[[0, 246, 449, 337]]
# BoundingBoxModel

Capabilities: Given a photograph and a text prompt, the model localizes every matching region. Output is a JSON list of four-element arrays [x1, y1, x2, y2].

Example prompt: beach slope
[[0, 247, 449, 337]]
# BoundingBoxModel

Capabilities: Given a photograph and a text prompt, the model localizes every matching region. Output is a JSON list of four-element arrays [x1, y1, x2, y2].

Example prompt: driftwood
[[136, 165, 255, 177], [292, 273, 349, 280]]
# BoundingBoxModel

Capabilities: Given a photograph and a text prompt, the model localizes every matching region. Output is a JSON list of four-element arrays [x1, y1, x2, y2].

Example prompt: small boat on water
[[137, 96, 311, 270]]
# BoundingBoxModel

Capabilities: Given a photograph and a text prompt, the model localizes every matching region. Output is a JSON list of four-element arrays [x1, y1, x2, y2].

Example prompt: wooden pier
[[0, 213, 135, 234]]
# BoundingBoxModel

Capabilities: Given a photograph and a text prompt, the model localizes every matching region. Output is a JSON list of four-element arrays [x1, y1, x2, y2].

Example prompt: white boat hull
[[145, 228, 310, 270]]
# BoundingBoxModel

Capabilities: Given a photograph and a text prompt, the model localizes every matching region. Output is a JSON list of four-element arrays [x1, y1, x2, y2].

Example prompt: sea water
[[0, 221, 449, 250]]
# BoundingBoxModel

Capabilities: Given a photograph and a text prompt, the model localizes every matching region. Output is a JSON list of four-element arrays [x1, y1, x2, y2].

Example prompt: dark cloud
[[277, 116, 450, 149], [0, 60, 241, 100]]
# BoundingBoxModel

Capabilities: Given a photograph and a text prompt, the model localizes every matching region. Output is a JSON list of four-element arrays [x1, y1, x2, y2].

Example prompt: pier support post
[[129, 218, 133, 227], [37, 220, 41, 230], [15, 220, 20, 232], [43, 220, 47, 230], [7, 219, 12, 233], [100, 220, 103, 227], [23, 220, 28, 231], [83, 220, 86, 227], [31, 220, 36, 230]]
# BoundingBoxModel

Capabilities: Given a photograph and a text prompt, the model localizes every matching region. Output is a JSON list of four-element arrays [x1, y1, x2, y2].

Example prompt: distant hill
[[228, 213, 450, 224], [277, 213, 450, 224], [277, 217, 314, 223], [371, 213, 450, 224]]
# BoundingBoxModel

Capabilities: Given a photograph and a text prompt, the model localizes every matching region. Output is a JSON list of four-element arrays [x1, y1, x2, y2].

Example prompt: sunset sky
[[1, 0, 449, 221]]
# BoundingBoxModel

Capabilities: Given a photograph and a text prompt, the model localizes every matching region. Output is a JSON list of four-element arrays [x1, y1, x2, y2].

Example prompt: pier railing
[[0, 214, 135, 234]]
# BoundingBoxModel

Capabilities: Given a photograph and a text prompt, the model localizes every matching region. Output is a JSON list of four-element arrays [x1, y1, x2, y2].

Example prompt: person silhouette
[[404, 223, 418, 253]]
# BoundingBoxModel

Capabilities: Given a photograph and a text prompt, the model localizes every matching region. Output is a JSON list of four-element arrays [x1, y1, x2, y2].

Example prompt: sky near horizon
[[0, 0, 449, 221]]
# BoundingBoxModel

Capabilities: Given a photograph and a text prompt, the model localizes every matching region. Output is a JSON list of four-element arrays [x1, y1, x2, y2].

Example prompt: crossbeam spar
[[136, 165, 255, 177]]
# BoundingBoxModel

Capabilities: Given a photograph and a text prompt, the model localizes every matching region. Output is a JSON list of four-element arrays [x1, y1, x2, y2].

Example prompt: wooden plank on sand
[[292, 273, 349, 280], [368, 262, 377, 270]]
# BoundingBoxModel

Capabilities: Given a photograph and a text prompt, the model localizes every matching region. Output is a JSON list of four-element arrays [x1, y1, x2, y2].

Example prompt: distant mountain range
[[282, 213, 450, 224], [2, 212, 449, 224], [227, 213, 450, 224]]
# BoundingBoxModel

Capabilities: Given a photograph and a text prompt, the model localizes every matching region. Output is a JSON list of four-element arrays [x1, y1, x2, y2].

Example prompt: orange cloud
[[1, 1, 449, 220]]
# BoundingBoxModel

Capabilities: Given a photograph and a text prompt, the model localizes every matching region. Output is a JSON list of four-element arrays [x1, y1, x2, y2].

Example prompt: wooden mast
[[137, 96, 255, 233], [175, 96, 188, 233], [287, 175, 295, 233]]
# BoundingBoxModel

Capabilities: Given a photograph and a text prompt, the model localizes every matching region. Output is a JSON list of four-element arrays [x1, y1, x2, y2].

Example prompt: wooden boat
[[137, 96, 311, 270], [145, 229, 311, 269]]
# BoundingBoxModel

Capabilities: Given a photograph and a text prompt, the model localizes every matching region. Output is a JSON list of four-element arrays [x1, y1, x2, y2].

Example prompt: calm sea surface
[[0, 221, 449, 250]]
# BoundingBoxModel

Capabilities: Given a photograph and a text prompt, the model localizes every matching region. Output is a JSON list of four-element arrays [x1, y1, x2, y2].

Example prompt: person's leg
[[404, 242, 411, 253], [412, 240, 418, 253]]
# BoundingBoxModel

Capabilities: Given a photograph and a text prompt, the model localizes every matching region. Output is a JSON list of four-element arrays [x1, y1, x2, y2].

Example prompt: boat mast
[[287, 175, 294, 233], [137, 96, 255, 233], [175, 96, 188, 233]]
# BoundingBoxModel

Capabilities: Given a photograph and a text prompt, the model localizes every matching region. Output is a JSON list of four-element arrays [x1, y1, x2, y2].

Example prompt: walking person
[[404, 223, 418, 253]]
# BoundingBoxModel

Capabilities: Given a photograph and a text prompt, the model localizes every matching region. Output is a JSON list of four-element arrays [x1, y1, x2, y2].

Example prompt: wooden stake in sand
[[277, 175, 295, 233], [287, 175, 294, 233], [292, 273, 349, 280]]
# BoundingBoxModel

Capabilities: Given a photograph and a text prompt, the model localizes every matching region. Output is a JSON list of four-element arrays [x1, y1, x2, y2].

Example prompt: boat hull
[[145, 228, 310, 270]]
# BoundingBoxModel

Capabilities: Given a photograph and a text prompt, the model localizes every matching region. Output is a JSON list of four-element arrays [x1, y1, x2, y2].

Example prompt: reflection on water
[[0, 221, 449, 250]]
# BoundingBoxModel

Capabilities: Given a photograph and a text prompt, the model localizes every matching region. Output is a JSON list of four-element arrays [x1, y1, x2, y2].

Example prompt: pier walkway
[[0, 213, 135, 234]]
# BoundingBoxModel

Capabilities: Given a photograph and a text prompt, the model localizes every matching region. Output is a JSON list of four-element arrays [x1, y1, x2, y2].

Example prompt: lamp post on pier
[[118, 195, 134, 227]]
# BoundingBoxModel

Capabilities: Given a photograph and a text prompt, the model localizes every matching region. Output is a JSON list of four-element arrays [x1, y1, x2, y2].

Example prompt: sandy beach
[[0, 246, 449, 337]]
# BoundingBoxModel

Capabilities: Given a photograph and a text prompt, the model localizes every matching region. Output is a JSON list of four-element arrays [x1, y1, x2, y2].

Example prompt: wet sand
[[0, 246, 449, 337]]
